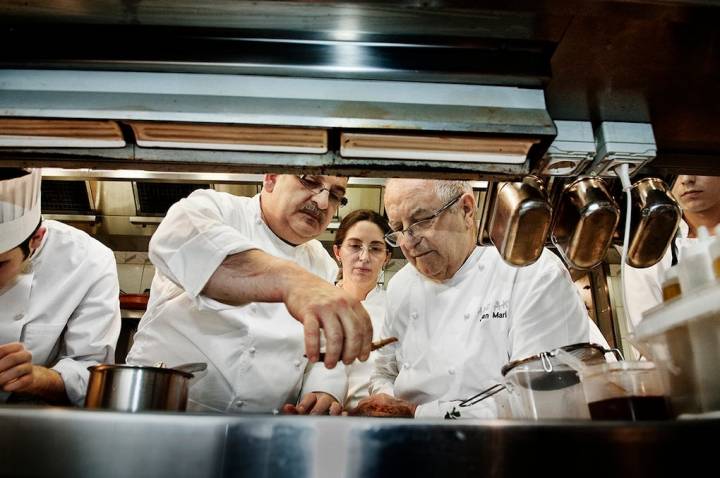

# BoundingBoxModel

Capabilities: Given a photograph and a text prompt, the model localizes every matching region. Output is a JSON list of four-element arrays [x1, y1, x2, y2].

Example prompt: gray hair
[[385, 178, 472, 204], [433, 180, 473, 203]]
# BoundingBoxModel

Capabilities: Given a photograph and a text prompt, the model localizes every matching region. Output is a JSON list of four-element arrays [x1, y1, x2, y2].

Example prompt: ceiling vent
[[0, 118, 125, 148], [134, 182, 209, 216], [41, 180, 94, 214]]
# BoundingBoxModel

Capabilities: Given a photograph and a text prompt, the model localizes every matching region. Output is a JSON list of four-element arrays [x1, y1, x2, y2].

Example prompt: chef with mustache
[[127, 175, 373, 414], [624, 175, 720, 327]]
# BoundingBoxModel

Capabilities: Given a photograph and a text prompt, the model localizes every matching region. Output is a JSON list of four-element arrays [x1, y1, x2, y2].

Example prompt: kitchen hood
[[0, 69, 555, 179]]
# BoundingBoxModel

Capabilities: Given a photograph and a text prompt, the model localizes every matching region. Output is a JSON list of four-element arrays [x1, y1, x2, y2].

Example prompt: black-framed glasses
[[296, 175, 348, 206], [384, 194, 463, 247]]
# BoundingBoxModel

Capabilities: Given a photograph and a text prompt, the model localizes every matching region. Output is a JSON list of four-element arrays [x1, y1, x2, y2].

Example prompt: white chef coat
[[370, 246, 589, 419], [0, 220, 121, 406], [126, 190, 347, 413], [344, 285, 386, 409], [623, 220, 691, 327]]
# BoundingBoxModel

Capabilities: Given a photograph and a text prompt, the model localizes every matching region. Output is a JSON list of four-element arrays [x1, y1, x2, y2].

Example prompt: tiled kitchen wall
[[115, 251, 155, 294]]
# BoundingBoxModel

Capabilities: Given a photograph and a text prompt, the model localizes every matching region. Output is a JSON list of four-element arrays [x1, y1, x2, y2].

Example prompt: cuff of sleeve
[[369, 382, 395, 397], [301, 362, 348, 404], [52, 358, 91, 407], [414, 400, 441, 418], [166, 228, 260, 298]]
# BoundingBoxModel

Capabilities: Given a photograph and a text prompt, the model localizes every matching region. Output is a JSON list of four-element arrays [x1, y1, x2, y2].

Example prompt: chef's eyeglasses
[[296, 175, 348, 207], [384, 194, 463, 247], [341, 242, 389, 259]]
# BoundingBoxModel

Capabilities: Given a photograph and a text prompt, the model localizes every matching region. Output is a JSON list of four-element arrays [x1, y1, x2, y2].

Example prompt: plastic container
[[661, 265, 681, 302], [580, 361, 671, 420], [677, 225, 714, 293], [501, 343, 611, 419], [636, 284, 720, 415], [711, 225, 720, 279]]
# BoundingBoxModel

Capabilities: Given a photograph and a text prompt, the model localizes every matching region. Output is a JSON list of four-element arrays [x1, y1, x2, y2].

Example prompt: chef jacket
[[623, 220, 691, 328], [126, 191, 347, 413], [0, 220, 120, 406], [370, 246, 589, 419], [344, 285, 386, 409]]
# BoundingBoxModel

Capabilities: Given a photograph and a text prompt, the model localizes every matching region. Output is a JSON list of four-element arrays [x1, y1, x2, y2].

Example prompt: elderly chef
[[624, 174, 720, 328], [350, 178, 589, 419], [0, 168, 120, 405], [126, 174, 373, 414]]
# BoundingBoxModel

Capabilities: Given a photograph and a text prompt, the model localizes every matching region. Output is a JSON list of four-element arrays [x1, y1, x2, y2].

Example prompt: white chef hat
[[0, 168, 42, 254]]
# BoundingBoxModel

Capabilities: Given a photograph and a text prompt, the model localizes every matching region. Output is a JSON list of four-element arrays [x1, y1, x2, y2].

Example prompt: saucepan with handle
[[84, 362, 207, 412]]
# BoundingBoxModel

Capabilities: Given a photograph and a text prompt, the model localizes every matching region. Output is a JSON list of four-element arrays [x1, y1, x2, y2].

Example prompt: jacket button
[[402, 362, 410, 369], [294, 359, 302, 367], [463, 313, 470, 320], [410, 312, 418, 320], [234, 400, 244, 408], [448, 367, 456, 375], [248, 346, 256, 355], [14, 314, 23, 321]]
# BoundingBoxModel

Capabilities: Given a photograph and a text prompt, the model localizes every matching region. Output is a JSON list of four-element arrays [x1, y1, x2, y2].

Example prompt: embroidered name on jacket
[[478, 300, 509, 321]]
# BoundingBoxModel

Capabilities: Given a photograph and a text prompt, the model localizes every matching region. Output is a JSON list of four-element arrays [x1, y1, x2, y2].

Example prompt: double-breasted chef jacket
[[0, 220, 121, 405], [127, 190, 347, 413], [371, 246, 590, 418]]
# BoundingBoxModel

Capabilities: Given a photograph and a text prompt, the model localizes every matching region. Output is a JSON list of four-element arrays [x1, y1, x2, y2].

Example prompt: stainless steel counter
[[0, 406, 716, 478]]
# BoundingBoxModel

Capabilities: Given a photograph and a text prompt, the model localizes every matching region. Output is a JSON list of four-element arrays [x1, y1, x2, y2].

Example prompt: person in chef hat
[[0, 168, 121, 406]]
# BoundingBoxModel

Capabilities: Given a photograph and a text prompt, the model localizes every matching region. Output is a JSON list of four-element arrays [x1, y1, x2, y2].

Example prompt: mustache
[[299, 202, 325, 220]]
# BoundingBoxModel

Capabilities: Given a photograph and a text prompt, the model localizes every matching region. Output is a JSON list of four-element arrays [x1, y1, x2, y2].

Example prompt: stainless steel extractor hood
[[0, 70, 556, 179]]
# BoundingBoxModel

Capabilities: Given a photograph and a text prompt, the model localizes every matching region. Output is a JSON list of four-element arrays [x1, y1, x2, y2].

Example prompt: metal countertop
[[0, 406, 716, 478]]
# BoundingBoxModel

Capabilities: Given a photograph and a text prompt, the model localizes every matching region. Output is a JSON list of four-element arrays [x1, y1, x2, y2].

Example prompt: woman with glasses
[[332, 210, 392, 409]]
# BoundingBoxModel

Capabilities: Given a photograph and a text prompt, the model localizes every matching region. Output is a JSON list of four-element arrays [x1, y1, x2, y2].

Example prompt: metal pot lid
[[501, 342, 608, 376]]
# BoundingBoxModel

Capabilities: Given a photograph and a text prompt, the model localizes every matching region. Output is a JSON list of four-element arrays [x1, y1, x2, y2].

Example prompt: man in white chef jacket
[[0, 168, 121, 406], [623, 174, 720, 327], [126, 174, 373, 414], [351, 179, 588, 419]]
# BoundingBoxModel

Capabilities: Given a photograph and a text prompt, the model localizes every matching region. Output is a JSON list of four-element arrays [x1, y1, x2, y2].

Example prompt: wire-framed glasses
[[384, 194, 463, 247], [296, 175, 348, 206]]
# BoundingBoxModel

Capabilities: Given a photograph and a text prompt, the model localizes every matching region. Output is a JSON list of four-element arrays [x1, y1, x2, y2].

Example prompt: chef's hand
[[0, 342, 34, 392], [0, 342, 67, 402], [284, 276, 372, 369], [346, 393, 417, 418], [281, 392, 343, 416]]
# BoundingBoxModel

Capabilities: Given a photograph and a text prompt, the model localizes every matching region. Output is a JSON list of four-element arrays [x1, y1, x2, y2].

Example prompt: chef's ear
[[263, 174, 279, 192], [29, 226, 46, 250], [332, 244, 341, 261], [460, 193, 476, 222]]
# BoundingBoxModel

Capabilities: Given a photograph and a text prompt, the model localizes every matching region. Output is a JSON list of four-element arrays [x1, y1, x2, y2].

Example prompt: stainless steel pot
[[85, 363, 206, 412]]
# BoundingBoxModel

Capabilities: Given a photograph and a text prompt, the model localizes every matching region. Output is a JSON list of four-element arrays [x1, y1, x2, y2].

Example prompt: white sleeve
[[508, 252, 589, 361], [622, 259, 667, 328], [52, 249, 122, 406], [368, 315, 399, 397], [149, 190, 260, 299], [415, 382, 511, 419], [301, 362, 348, 404]]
